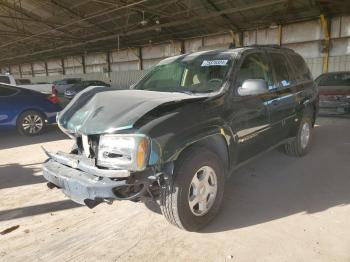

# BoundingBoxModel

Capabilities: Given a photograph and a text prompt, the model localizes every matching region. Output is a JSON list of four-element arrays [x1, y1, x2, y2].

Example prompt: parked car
[[52, 78, 81, 95], [43, 46, 318, 231], [0, 84, 61, 135], [64, 80, 110, 99], [0, 74, 52, 94], [315, 71, 350, 114]]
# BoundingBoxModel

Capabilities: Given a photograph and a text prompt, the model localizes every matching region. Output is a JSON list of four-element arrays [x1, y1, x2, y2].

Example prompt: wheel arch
[[172, 133, 230, 175]]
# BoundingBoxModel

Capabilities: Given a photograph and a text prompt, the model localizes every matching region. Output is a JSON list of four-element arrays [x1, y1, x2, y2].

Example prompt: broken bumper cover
[[42, 151, 149, 207]]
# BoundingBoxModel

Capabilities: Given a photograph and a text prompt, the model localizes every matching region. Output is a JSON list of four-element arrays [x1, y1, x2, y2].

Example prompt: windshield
[[134, 52, 233, 93]]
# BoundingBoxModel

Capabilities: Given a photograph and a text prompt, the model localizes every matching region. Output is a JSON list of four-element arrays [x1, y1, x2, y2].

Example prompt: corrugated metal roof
[[0, 0, 349, 66]]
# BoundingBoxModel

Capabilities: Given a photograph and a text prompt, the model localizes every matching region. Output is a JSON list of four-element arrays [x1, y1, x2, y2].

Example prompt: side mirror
[[238, 79, 268, 96]]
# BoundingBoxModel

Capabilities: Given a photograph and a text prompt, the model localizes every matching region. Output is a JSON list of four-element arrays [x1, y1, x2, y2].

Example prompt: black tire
[[284, 115, 313, 157], [160, 146, 225, 231], [17, 110, 45, 136]]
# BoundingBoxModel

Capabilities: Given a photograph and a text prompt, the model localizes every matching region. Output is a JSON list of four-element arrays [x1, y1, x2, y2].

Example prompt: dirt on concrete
[[0, 118, 349, 262]]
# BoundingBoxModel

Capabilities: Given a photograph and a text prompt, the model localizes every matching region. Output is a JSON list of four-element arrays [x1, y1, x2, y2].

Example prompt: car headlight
[[97, 134, 149, 171]]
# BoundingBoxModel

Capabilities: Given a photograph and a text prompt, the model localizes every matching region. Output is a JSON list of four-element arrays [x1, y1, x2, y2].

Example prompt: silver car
[[53, 78, 81, 95]]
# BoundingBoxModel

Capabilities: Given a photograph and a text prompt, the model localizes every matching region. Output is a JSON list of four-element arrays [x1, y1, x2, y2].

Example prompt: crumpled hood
[[58, 88, 205, 135]]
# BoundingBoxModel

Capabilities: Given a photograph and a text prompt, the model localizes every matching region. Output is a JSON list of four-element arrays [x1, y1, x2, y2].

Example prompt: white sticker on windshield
[[201, 60, 228, 66]]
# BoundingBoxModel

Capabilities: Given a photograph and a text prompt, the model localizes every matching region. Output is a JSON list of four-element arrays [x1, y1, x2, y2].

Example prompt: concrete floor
[[0, 117, 349, 262]]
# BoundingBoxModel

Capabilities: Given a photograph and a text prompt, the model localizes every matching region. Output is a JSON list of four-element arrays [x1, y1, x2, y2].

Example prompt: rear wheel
[[17, 111, 45, 136], [284, 115, 313, 157], [160, 147, 225, 231]]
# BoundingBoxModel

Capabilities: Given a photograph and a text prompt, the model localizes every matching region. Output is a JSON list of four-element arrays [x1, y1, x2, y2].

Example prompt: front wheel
[[160, 147, 225, 231], [17, 111, 45, 136], [284, 115, 313, 157]]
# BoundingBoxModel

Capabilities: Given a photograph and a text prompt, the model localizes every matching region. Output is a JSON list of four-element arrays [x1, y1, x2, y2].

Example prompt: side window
[[289, 54, 312, 81], [0, 76, 11, 84], [236, 52, 273, 90], [270, 53, 293, 88], [317, 73, 350, 86], [0, 85, 18, 96]]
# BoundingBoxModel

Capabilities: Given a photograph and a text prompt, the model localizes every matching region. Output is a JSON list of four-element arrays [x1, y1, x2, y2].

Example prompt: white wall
[[4, 15, 350, 84]]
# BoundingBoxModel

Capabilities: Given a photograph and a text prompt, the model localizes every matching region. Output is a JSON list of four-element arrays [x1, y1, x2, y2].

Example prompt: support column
[[229, 30, 243, 48], [138, 47, 143, 70], [320, 14, 330, 73], [277, 24, 283, 46], [19, 64, 23, 78], [44, 61, 49, 76], [30, 63, 34, 77], [82, 55, 86, 74], [61, 58, 66, 75], [106, 51, 111, 73], [180, 40, 185, 54]]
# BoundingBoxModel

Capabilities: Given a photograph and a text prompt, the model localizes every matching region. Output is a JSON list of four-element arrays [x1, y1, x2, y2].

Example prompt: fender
[[150, 122, 236, 172]]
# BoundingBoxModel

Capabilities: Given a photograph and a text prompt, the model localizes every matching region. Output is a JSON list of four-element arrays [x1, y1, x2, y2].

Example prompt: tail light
[[48, 95, 59, 104], [52, 85, 58, 96]]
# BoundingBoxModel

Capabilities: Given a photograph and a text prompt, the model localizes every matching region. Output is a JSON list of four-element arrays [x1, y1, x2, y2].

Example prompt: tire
[[17, 110, 45, 136], [284, 114, 313, 157], [160, 146, 225, 231]]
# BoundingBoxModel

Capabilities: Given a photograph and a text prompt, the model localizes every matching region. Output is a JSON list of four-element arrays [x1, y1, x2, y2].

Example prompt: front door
[[229, 51, 274, 164]]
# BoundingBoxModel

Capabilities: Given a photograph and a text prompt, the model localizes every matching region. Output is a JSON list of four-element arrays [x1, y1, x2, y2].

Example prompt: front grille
[[76, 135, 99, 159]]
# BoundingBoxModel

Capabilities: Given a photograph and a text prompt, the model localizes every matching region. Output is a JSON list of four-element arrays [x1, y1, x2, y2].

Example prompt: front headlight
[[97, 134, 150, 171]]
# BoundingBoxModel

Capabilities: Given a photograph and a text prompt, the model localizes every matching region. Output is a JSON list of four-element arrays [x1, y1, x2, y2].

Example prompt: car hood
[[58, 87, 207, 135]]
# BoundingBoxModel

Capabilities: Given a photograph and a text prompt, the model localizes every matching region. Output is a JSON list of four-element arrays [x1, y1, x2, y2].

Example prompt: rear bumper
[[42, 151, 151, 207], [45, 112, 59, 124]]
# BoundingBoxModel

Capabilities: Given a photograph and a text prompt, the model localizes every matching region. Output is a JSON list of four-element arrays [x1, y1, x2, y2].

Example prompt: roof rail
[[246, 44, 282, 48]]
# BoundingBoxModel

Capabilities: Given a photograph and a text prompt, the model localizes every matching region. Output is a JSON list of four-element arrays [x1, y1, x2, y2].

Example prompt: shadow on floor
[[201, 118, 350, 233], [0, 125, 67, 150], [0, 163, 45, 190], [0, 200, 81, 222]]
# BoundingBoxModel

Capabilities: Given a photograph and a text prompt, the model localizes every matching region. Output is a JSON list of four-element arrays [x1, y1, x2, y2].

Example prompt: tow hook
[[47, 182, 60, 189]]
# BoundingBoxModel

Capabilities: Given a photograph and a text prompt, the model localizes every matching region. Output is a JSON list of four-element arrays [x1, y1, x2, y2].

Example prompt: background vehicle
[[315, 71, 350, 114], [52, 78, 81, 95], [64, 80, 110, 99], [43, 46, 318, 231], [0, 74, 52, 94], [0, 84, 61, 135]]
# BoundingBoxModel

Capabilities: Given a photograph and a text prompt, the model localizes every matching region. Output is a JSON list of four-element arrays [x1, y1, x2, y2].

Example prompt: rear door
[[0, 85, 20, 130], [265, 51, 298, 143]]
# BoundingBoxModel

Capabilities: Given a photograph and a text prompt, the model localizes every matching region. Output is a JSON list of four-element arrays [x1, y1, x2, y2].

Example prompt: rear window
[[16, 79, 31, 85], [0, 85, 18, 96], [289, 54, 312, 81], [316, 73, 350, 86], [67, 79, 80, 84], [270, 53, 293, 87], [0, 76, 11, 84]]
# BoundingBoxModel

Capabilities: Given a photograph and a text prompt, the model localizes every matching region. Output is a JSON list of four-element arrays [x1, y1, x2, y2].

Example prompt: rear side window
[[316, 73, 350, 86], [0, 76, 11, 84], [67, 79, 80, 84], [289, 54, 312, 81], [0, 85, 18, 96], [270, 53, 293, 88]]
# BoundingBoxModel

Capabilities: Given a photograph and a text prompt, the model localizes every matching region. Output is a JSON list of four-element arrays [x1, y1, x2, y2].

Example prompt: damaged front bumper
[[42, 150, 153, 208]]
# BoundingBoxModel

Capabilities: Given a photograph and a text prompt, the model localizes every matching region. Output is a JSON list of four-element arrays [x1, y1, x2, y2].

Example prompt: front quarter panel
[[134, 95, 235, 168]]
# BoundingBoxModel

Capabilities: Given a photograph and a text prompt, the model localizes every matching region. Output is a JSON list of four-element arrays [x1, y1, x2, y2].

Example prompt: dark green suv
[[43, 46, 318, 231]]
